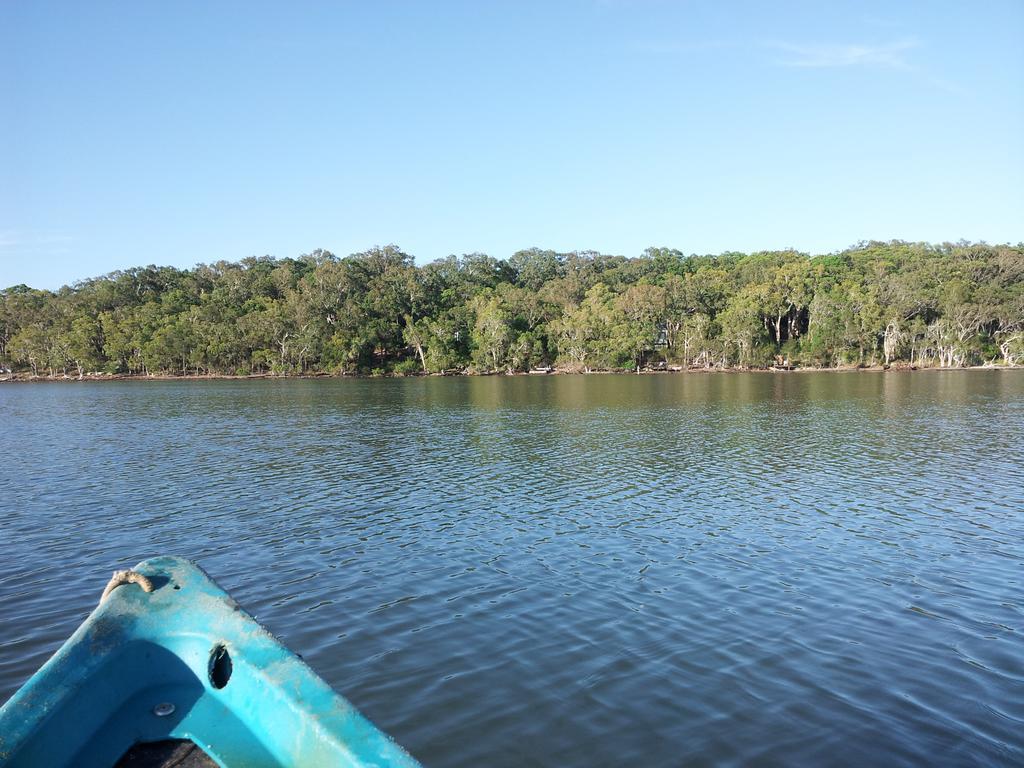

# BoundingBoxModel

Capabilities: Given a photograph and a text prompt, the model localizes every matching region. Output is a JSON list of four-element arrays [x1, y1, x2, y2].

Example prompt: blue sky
[[2, 0, 1022, 289]]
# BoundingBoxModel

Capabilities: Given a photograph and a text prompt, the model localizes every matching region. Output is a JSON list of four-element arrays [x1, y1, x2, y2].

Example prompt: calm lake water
[[2, 372, 1022, 766]]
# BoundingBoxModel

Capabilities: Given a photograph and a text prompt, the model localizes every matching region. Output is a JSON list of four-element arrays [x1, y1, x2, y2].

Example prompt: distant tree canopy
[[2, 241, 1022, 377]]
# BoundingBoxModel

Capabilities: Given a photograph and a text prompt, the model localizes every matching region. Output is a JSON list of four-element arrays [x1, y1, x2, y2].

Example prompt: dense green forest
[[2, 241, 1022, 378]]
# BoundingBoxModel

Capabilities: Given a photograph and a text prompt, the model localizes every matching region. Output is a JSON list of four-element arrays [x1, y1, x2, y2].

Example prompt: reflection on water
[[2, 371, 1023, 766]]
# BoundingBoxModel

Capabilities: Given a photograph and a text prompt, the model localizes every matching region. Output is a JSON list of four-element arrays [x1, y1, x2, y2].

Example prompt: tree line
[[2, 241, 1022, 378]]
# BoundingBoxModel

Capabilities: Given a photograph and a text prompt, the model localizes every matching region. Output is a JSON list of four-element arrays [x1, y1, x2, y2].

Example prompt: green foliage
[[1, 242, 1021, 376], [719, 285, 769, 367], [393, 358, 422, 376]]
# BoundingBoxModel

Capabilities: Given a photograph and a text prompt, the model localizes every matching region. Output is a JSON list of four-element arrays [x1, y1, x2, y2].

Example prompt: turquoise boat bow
[[0, 556, 422, 767]]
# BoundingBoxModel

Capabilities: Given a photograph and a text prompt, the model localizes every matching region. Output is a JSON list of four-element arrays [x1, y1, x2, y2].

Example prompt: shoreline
[[1, 364, 1020, 384]]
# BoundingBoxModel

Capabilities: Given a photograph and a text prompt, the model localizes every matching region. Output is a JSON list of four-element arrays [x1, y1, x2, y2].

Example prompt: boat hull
[[0, 556, 421, 767]]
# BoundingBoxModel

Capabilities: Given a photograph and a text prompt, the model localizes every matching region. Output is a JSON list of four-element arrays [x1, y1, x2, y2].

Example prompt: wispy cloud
[[0, 230, 73, 255], [769, 39, 919, 70], [765, 38, 966, 95]]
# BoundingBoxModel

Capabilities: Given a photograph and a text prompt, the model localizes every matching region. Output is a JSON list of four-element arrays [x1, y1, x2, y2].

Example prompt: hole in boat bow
[[208, 644, 232, 689]]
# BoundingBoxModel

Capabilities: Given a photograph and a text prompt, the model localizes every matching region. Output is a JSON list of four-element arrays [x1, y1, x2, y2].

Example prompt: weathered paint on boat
[[0, 556, 422, 767]]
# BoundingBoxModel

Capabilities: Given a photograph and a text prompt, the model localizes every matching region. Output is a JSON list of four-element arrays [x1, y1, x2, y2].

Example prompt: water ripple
[[1, 372, 1022, 766]]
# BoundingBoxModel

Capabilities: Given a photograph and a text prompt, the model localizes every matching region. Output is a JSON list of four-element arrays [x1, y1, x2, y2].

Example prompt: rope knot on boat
[[99, 569, 155, 604]]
